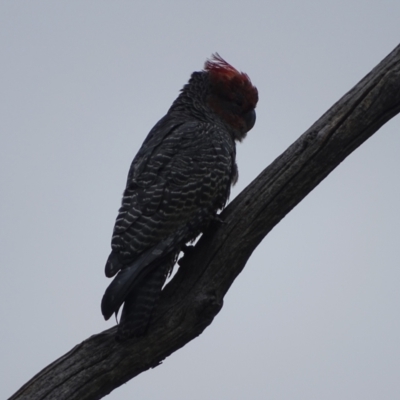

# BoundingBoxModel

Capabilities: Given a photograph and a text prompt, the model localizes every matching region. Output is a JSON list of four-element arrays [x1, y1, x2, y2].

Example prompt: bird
[[101, 54, 258, 341]]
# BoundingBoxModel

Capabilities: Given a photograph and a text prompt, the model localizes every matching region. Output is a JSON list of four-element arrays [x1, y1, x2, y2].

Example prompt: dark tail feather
[[116, 259, 172, 341], [101, 261, 148, 321], [101, 237, 176, 320]]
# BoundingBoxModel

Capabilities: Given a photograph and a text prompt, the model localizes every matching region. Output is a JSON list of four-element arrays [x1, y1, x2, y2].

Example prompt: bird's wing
[[105, 119, 235, 278]]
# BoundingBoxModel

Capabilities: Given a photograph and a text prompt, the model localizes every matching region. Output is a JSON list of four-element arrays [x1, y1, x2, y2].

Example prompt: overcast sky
[[1, 2, 400, 399]]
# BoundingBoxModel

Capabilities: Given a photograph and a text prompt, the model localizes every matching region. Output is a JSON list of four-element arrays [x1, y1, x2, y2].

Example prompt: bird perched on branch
[[101, 54, 258, 341]]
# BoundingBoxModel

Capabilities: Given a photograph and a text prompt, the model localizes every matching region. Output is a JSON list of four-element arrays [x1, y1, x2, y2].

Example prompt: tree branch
[[10, 44, 400, 400]]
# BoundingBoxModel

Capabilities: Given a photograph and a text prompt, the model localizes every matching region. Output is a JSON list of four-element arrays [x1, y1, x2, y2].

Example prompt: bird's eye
[[232, 94, 244, 108], [235, 99, 243, 107]]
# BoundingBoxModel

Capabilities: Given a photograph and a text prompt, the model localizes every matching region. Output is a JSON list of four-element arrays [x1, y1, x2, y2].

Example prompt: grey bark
[[10, 44, 400, 400]]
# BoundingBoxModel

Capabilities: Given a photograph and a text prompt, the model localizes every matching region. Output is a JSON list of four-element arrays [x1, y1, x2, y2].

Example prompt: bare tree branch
[[10, 44, 400, 400]]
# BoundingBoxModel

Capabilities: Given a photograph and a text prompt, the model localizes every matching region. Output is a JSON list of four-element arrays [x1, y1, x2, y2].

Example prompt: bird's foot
[[209, 214, 226, 229]]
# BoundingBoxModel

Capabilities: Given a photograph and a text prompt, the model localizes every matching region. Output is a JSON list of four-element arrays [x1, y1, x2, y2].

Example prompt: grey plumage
[[101, 54, 258, 340]]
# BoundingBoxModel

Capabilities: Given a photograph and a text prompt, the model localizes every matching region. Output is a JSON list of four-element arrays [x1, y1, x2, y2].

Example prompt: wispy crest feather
[[204, 53, 252, 84]]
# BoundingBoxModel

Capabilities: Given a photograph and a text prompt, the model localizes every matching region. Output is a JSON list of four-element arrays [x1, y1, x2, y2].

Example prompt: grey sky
[[1, 1, 400, 399]]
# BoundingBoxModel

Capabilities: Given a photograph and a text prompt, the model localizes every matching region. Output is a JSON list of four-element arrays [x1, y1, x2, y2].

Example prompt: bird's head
[[204, 53, 258, 141]]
